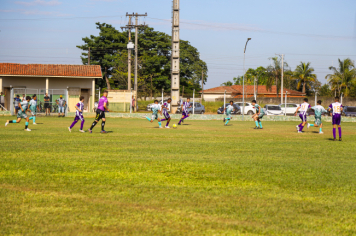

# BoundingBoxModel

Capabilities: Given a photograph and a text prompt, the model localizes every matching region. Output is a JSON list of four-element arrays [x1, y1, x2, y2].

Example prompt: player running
[[223, 101, 235, 126], [178, 98, 192, 125], [160, 98, 171, 128], [328, 97, 343, 141], [144, 100, 163, 128], [5, 96, 31, 131], [88, 90, 110, 133], [295, 98, 310, 133], [28, 94, 39, 125], [251, 100, 264, 129], [307, 100, 327, 134], [68, 96, 86, 133]]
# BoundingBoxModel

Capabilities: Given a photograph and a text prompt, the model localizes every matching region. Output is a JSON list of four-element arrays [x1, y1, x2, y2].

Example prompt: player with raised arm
[[328, 97, 343, 141], [159, 98, 171, 128], [28, 94, 39, 125], [5, 96, 31, 131], [223, 101, 235, 126], [68, 96, 86, 133], [88, 90, 110, 133], [178, 98, 192, 125], [251, 100, 264, 129], [143, 100, 163, 128], [307, 100, 327, 134], [294, 98, 310, 133]]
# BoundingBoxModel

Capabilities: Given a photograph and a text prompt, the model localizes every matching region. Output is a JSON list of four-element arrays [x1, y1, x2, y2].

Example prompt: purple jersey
[[329, 102, 342, 125], [76, 101, 84, 116], [183, 101, 190, 112], [98, 96, 108, 111]]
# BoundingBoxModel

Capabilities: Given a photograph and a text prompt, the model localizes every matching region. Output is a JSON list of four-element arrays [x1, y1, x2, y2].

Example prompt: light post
[[243, 38, 251, 120], [285, 91, 288, 116], [314, 89, 318, 106]]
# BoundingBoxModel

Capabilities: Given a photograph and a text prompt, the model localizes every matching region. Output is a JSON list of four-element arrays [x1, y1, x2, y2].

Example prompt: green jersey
[[311, 105, 327, 118], [151, 104, 160, 115], [29, 99, 37, 111], [255, 104, 264, 114]]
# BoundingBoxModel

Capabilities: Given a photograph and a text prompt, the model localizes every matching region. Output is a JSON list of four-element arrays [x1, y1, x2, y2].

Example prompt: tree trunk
[[256, 78, 259, 99], [105, 67, 111, 90], [275, 77, 278, 98], [302, 81, 306, 94], [150, 75, 153, 99]]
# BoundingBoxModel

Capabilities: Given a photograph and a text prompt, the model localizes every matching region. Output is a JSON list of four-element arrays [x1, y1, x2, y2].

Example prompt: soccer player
[[28, 94, 38, 125], [88, 90, 110, 133], [143, 100, 163, 128], [68, 96, 85, 133], [5, 96, 31, 131], [160, 98, 171, 128], [295, 98, 310, 133], [328, 97, 343, 141], [251, 100, 264, 129], [178, 98, 192, 125], [223, 101, 235, 126], [307, 100, 327, 134]]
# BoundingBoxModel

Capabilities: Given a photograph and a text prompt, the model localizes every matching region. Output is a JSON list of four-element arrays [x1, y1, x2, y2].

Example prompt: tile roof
[[0, 63, 102, 78], [202, 85, 305, 97]]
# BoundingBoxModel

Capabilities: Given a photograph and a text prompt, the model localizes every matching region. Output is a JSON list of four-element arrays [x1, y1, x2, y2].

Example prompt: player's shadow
[[182, 124, 191, 126], [106, 131, 113, 133], [311, 131, 319, 133]]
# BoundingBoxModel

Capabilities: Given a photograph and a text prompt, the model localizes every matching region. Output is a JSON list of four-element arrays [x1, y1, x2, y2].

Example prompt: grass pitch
[[1, 117, 356, 235]]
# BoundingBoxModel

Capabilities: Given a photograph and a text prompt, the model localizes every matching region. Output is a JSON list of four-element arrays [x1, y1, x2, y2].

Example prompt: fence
[[10, 88, 68, 116]]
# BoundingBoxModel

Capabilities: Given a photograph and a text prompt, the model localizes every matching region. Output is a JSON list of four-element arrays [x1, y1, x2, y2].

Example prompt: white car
[[235, 102, 256, 115], [263, 104, 284, 115], [279, 103, 299, 115]]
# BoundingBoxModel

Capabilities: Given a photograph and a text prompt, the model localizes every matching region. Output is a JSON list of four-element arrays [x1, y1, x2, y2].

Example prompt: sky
[[0, 0, 356, 89]]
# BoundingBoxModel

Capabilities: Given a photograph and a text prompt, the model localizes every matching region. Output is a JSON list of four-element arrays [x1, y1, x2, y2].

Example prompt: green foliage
[[220, 81, 233, 86], [318, 84, 333, 97], [293, 62, 317, 94], [1, 117, 356, 235]]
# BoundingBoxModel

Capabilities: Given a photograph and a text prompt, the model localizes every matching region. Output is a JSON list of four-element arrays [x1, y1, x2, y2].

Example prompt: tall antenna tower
[[171, 0, 180, 113]]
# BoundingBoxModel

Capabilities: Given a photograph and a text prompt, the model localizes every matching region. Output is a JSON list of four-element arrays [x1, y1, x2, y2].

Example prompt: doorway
[[81, 89, 90, 112]]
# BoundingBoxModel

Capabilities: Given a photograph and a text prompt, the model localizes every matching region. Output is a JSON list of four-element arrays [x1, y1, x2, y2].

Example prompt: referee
[[88, 90, 110, 133]]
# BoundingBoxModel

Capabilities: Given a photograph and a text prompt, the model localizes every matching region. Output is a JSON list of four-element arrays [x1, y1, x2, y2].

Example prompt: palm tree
[[245, 67, 268, 97], [266, 57, 288, 97], [325, 58, 356, 97], [293, 62, 317, 94]]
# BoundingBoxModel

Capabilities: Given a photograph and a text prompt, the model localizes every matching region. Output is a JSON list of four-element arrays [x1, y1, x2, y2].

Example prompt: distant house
[[201, 85, 306, 101], [0, 63, 102, 113]]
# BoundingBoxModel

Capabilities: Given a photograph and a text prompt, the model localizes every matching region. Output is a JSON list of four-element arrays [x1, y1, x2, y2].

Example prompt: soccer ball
[[173, 124, 177, 128]]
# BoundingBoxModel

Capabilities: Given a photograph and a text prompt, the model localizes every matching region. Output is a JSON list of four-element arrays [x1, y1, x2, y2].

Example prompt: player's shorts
[[30, 108, 36, 116], [163, 110, 170, 119], [182, 110, 189, 116], [314, 116, 322, 126], [95, 109, 105, 121], [74, 114, 84, 122], [258, 113, 264, 119], [17, 111, 27, 119], [58, 106, 65, 113], [151, 113, 158, 120], [226, 112, 232, 119], [332, 114, 341, 125], [44, 103, 50, 109], [299, 113, 307, 122]]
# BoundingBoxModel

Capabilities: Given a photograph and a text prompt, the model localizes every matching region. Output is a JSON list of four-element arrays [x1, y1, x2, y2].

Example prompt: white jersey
[[76, 101, 84, 116], [298, 102, 310, 115], [329, 102, 342, 115], [29, 99, 37, 110], [151, 104, 161, 115]]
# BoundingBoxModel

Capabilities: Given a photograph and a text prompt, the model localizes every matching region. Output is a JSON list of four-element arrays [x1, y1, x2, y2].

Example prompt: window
[[289, 104, 297, 107], [280, 104, 285, 108]]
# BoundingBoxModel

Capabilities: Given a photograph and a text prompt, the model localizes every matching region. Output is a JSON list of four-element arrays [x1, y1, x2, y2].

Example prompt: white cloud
[[0, 8, 70, 16], [15, 0, 62, 6]]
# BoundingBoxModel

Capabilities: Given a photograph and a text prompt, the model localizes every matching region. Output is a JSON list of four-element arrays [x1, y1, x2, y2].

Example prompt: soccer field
[[1, 117, 356, 235]]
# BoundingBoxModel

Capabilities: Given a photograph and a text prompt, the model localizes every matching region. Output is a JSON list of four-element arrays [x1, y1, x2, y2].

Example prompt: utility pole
[[122, 12, 147, 112], [276, 54, 284, 104], [242, 38, 251, 121], [201, 70, 204, 101], [88, 47, 90, 65], [121, 16, 132, 91], [171, 0, 180, 113]]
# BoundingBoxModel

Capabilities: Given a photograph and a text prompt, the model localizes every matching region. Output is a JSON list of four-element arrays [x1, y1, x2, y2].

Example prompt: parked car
[[234, 102, 256, 115], [279, 103, 299, 115], [342, 106, 356, 116], [264, 104, 284, 115], [217, 103, 241, 115], [176, 102, 205, 114], [146, 100, 170, 112]]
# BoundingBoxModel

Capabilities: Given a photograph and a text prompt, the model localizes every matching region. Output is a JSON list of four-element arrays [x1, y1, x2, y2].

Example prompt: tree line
[[221, 57, 356, 97], [77, 22, 207, 99]]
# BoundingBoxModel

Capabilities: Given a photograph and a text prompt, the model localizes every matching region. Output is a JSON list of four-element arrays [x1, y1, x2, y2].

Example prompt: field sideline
[[1, 117, 356, 235]]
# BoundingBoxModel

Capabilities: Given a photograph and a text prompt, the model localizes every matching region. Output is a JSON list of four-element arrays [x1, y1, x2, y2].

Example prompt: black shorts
[[44, 103, 50, 109], [95, 109, 105, 121]]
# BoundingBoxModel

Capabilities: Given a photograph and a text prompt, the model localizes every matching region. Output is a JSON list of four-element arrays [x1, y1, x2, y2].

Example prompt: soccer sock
[[310, 124, 314, 127], [333, 128, 336, 139], [80, 120, 84, 130], [90, 121, 97, 130], [225, 118, 230, 125], [319, 128, 322, 133], [338, 127, 342, 138], [145, 116, 151, 121], [70, 120, 78, 129], [259, 121, 263, 128], [160, 119, 166, 122], [183, 115, 189, 119], [101, 121, 105, 131], [299, 124, 304, 131], [33, 117, 36, 123], [255, 121, 259, 127], [158, 121, 162, 127], [9, 120, 17, 123], [29, 117, 33, 120], [166, 121, 170, 127], [178, 118, 182, 124], [25, 122, 29, 129]]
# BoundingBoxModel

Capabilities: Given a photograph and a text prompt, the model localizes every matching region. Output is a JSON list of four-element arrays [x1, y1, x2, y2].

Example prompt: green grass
[[1, 117, 356, 235]]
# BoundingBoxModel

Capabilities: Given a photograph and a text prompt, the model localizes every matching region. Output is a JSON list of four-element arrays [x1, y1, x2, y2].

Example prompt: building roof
[[202, 85, 306, 97], [0, 63, 102, 78]]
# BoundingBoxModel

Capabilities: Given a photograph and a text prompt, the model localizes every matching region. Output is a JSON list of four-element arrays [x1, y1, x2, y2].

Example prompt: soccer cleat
[[68, 127, 71, 133], [101, 130, 107, 133], [307, 123, 310, 129], [25, 128, 31, 131], [298, 131, 303, 133], [223, 118, 226, 122], [159, 126, 163, 128], [296, 125, 299, 131], [5, 122, 8, 127], [224, 124, 227, 126], [33, 123, 37, 125], [165, 126, 170, 129], [254, 126, 259, 129], [178, 123, 181, 125], [333, 139, 336, 141], [79, 130, 85, 133], [339, 138, 342, 141], [260, 128, 263, 129], [88, 129, 92, 133], [319, 132, 324, 134]]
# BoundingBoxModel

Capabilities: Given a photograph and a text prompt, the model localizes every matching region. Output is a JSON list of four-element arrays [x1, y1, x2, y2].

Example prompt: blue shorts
[[58, 106, 65, 113]]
